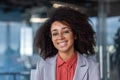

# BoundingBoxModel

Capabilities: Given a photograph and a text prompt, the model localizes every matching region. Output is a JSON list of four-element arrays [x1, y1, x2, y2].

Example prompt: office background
[[0, 0, 120, 80]]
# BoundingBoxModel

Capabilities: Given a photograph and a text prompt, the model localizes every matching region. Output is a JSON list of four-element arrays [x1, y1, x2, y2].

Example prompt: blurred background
[[0, 0, 120, 80]]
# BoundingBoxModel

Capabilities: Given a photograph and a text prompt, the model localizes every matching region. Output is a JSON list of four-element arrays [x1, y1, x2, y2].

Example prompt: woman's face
[[51, 21, 75, 54]]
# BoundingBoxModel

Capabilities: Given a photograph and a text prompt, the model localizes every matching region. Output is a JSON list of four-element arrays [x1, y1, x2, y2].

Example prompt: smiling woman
[[32, 7, 100, 80]]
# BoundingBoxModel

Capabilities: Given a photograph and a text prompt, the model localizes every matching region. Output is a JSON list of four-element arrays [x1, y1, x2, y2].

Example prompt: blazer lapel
[[74, 53, 88, 80], [44, 56, 57, 80]]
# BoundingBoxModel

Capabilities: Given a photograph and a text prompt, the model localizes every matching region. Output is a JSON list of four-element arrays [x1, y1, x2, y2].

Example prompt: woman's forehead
[[51, 21, 71, 30]]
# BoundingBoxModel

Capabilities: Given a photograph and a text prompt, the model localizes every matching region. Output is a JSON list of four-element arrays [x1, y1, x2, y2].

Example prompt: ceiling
[[0, 0, 120, 21]]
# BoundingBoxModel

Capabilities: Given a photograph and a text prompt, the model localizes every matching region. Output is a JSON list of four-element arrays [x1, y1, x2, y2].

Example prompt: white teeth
[[58, 42, 67, 47]]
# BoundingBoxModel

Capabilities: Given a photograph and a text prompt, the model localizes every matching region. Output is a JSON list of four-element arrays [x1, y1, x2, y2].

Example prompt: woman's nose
[[57, 33, 64, 39]]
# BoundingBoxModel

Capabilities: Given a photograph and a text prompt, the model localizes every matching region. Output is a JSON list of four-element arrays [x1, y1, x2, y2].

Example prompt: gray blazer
[[31, 53, 100, 80]]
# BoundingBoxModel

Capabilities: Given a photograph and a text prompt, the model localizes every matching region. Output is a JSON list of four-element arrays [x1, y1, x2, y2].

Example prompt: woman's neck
[[58, 50, 75, 61]]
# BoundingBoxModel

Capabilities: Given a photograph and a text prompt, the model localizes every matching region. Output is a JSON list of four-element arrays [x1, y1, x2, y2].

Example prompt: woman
[[32, 7, 100, 80]]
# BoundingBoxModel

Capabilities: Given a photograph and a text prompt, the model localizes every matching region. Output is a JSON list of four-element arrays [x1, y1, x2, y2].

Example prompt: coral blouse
[[56, 53, 77, 80]]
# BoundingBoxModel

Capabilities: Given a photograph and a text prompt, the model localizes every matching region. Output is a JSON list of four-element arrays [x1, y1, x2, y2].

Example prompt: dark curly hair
[[34, 7, 96, 59]]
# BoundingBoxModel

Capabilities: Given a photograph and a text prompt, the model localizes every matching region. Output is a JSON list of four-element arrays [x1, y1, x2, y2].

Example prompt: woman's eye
[[52, 33, 58, 36], [63, 30, 70, 34]]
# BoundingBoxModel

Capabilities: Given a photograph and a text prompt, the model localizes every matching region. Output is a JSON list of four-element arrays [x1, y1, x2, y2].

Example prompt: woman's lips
[[58, 41, 67, 47]]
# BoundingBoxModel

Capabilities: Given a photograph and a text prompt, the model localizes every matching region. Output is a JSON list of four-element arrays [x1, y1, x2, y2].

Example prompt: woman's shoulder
[[83, 55, 100, 73], [87, 56, 99, 66], [84, 55, 99, 69], [84, 55, 100, 79], [36, 57, 45, 69], [78, 53, 99, 67], [36, 55, 57, 69]]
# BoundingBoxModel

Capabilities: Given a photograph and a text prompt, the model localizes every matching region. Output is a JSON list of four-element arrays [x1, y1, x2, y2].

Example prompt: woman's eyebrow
[[51, 29, 57, 32], [62, 27, 71, 30]]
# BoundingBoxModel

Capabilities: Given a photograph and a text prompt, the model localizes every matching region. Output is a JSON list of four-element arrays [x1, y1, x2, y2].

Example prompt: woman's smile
[[57, 41, 68, 47]]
